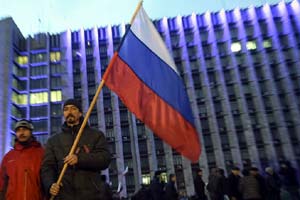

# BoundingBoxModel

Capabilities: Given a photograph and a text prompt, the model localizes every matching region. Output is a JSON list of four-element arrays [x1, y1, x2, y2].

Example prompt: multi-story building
[[0, 0, 300, 197]]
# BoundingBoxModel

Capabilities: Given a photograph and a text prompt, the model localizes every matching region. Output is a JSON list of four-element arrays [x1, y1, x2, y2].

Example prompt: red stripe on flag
[[105, 54, 201, 162]]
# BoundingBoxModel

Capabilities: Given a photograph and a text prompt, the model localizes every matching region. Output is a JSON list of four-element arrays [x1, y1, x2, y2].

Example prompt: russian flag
[[104, 5, 201, 162]]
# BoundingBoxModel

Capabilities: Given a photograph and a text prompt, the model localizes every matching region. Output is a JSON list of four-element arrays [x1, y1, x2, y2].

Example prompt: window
[[13, 78, 27, 91], [195, 87, 204, 99], [230, 99, 238, 111], [50, 90, 62, 102], [190, 59, 200, 71], [192, 73, 201, 86], [142, 174, 151, 185], [208, 72, 217, 84], [30, 53, 46, 63], [30, 92, 48, 104], [198, 103, 207, 115], [30, 105, 47, 118], [236, 54, 247, 66], [229, 27, 239, 39], [15, 56, 28, 65], [106, 128, 114, 138], [12, 92, 28, 105], [51, 64, 64, 74], [231, 42, 241, 52], [211, 86, 219, 98], [217, 117, 226, 129], [51, 77, 62, 89], [30, 78, 47, 90], [263, 39, 272, 49], [11, 104, 26, 119], [50, 52, 61, 62], [187, 46, 197, 58], [215, 29, 224, 42], [224, 69, 233, 83], [173, 155, 182, 165], [120, 111, 128, 123], [121, 126, 130, 138], [217, 42, 227, 55], [51, 103, 62, 116], [139, 142, 148, 154], [202, 44, 212, 57], [86, 48, 93, 57], [32, 119, 48, 132], [245, 25, 254, 37], [246, 40, 257, 50], [123, 142, 131, 155], [214, 101, 223, 113], [199, 30, 208, 42], [220, 56, 231, 68], [13, 65, 27, 77], [243, 83, 251, 95], [51, 117, 62, 134], [185, 32, 194, 45], [227, 85, 236, 97], [137, 125, 145, 137], [30, 65, 47, 76]]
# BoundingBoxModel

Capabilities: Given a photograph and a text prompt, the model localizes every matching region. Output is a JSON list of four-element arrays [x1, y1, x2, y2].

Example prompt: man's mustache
[[67, 114, 75, 119]]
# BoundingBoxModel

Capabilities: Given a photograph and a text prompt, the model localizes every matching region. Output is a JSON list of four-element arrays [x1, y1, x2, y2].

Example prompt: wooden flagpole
[[49, 1, 143, 199]]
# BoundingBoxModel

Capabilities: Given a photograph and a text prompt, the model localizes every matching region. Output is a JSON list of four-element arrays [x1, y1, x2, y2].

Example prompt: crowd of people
[[203, 164, 300, 200], [131, 164, 300, 200]]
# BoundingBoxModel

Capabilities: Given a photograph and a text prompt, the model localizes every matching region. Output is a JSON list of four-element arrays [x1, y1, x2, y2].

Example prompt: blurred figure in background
[[239, 169, 262, 200], [279, 161, 300, 200], [265, 167, 281, 200], [194, 169, 207, 200], [226, 166, 242, 200], [165, 173, 178, 200]]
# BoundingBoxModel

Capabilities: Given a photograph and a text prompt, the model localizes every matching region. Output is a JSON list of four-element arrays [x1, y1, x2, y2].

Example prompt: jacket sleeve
[[76, 131, 111, 171], [40, 138, 57, 195], [0, 157, 7, 200]]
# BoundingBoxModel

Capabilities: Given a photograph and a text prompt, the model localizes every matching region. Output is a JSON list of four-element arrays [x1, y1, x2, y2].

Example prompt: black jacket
[[194, 175, 207, 200], [41, 121, 111, 200], [165, 181, 178, 200]]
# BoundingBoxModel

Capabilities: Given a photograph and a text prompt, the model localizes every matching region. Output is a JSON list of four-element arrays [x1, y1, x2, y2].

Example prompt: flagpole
[[130, 0, 143, 24], [49, 2, 143, 199]]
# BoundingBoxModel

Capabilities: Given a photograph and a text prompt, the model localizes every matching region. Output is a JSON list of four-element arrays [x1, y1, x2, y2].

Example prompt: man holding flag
[[41, 99, 111, 199]]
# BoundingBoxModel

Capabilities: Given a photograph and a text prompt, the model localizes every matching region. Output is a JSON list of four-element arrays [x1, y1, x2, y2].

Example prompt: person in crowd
[[165, 173, 179, 200], [194, 169, 207, 200], [41, 98, 111, 200], [226, 166, 242, 200], [131, 184, 152, 200], [207, 167, 224, 200], [0, 119, 45, 200], [249, 167, 266, 199], [149, 171, 166, 200], [265, 167, 281, 200], [239, 169, 262, 200], [279, 161, 300, 200]]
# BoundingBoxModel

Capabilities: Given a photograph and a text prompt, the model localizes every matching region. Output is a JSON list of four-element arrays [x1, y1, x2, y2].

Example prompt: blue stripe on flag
[[118, 30, 194, 126]]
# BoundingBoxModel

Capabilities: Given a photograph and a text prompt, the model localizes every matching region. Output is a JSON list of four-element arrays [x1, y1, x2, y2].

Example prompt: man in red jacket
[[0, 119, 45, 200]]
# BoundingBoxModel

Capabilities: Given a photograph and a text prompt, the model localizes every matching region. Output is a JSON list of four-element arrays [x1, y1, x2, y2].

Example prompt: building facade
[[0, 0, 300, 197]]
